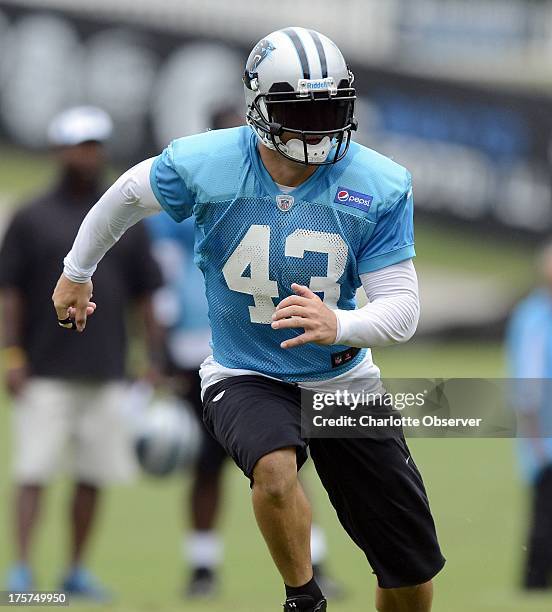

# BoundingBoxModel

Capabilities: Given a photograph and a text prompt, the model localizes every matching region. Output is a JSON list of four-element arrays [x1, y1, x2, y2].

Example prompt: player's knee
[[252, 448, 298, 504], [375, 580, 433, 612]]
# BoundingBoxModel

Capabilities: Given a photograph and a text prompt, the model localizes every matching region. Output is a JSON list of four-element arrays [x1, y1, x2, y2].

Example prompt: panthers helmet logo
[[246, 39, 276, 78]]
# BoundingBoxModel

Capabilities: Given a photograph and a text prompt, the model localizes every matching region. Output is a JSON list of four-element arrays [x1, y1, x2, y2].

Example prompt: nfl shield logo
[[276, 194, 294, 212]]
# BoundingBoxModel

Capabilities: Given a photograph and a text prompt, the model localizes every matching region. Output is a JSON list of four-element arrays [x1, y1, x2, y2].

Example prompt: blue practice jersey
[[146, 213, 210, 334], [150, 126, 415, 382], [507, 289, 552, 482]]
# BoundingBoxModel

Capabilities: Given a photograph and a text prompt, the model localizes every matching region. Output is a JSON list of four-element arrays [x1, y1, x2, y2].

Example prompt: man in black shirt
[[0, 107, 162, 599]]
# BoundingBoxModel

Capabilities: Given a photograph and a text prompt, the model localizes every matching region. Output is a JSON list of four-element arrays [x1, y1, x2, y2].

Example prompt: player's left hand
[[52, 274, 96, 332], [271, 283, 337, 349]]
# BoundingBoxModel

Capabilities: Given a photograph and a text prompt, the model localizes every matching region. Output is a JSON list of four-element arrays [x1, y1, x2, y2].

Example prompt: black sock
[[285, 575, 324, 602]]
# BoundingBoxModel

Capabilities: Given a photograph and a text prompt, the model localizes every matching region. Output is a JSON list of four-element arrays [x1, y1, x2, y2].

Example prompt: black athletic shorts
[[202, 375, 446, 589]]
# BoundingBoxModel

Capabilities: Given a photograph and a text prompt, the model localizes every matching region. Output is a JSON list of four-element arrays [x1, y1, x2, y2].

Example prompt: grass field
[[0, 144, 550, 610], [1, 341, 551, 612]]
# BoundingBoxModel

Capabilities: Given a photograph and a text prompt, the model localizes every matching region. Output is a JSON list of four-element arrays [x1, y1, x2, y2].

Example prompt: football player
[[52, 28, 445, 612]]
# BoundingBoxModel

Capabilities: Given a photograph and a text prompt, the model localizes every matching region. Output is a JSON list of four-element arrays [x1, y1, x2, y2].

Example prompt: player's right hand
[[52, 273, 96, 332]]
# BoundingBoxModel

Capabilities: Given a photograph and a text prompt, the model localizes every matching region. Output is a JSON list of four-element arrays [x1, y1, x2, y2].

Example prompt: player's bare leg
[[61, 482, 110, 601], [185, 466, 225, 598], [375, 581, 433, 612], [6, 485, 43, 590], [15, 484, 43, 563], [70, 482, 100, 565], [252, 447, 313, 587], [191, 470, 222, 531]]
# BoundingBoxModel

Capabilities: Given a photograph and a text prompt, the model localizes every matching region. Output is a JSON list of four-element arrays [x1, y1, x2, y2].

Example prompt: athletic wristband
[[1, 346, 27, 369]]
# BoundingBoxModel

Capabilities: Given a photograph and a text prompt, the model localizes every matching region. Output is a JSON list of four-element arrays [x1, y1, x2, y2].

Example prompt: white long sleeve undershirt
[[63, 158, 419, 348], [335, 260, 419, 347], [63, 158, 161, 282]]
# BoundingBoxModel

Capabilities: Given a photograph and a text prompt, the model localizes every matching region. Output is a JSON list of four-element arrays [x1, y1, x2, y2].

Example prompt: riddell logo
[[334, 187, 373, 211], [305, 81, 326, 89]]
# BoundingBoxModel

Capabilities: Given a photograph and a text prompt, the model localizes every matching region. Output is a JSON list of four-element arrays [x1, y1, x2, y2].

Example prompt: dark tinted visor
[[267, 98, 353, 133]]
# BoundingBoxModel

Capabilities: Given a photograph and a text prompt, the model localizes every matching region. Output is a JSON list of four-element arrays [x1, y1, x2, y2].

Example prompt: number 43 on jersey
[[222, 224, 348, 324]]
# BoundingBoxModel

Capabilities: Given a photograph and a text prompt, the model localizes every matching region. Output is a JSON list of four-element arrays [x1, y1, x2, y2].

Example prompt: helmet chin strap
[[279, 136, 332, 164]]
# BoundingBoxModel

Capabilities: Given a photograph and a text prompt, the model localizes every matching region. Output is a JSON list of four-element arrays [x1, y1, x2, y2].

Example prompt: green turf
[[1, 342, 551, 612], [414, 221, 535, 286]]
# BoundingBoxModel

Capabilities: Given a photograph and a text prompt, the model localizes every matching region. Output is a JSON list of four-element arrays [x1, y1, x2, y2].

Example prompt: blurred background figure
[[507, 243, 552, 590], [0, 106, 162, 600], [147, 106, 241, 599], [147, 105, 344, 600], [148, 184, 222, 599]]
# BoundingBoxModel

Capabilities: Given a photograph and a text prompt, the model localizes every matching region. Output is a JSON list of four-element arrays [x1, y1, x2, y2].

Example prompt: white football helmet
[[244, 27, 357, 165], [134, 395, 201, 477]]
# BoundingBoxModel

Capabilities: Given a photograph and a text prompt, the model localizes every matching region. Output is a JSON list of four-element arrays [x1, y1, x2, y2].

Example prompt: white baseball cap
[[48, 106, 113, 147]]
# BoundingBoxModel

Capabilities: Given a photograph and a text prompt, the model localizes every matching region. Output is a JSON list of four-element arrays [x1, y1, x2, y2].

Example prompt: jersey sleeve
[[356, 181, 415, 274], [150, 142, 196, 223]]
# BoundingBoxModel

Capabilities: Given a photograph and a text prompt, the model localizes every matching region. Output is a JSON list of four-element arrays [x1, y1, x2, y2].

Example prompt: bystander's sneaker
[[185, 567, 219, 599], [6, 564, 33, 591], [61, 567, 112, 602]]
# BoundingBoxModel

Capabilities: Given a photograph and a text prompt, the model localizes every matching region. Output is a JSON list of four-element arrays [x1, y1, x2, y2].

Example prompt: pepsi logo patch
[[334, 187, 373, 212]]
